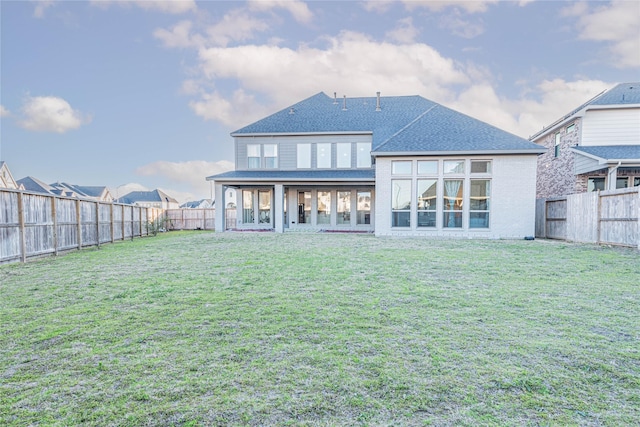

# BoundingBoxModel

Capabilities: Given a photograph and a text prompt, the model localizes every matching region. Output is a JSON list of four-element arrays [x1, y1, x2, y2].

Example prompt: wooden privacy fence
[[164, 208, 237, 230], [0, 188, 162, 264], [536, 186, 640, 248]]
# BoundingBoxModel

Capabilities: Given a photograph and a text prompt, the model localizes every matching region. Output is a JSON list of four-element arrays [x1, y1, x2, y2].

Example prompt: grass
[[1, 232, 638, 426]]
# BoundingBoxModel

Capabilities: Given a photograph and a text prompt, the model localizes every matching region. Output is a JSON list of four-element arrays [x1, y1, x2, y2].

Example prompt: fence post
[[596, 190, 602, 245], [17, 191, 26, 263], [110, 203, 115, 243], [76, 199, 82, 249], [96, 201, 100, 248], [637, 187, 640, 250], [52, 196, 58, 256]]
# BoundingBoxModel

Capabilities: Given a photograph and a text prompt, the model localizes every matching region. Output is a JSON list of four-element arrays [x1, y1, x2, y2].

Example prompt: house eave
[[231, 131, 373, 138], [372, 149, 545, 157], [206, 176, 375, 184]]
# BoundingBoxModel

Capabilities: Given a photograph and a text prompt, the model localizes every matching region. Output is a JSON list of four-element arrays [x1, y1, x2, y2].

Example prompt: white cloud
[[153, 20, 204, 48], [18, 96, 90, 133], [91, 0, 196, 14], [402, 0, 498, 14], [567, 0, 640, 68], [450, 79, 613, 138], [205, 9, 270, 47], [192, 31, 469, 127], [0, 105, 10, 117], [135, 160, 234, 201], [385, 17, 419, 44], [32, 0, 55, 18], [189, 89, 272, 128], [248, 0, 313, 23], [439, 12, 484, 39]]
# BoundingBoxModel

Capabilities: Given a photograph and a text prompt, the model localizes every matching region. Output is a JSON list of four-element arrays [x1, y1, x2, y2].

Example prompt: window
[[337, 191, 351, 224], [317, 143, 331, 168], [554, 133, 561, 157], [566, 123, 575, 133], [588, 177, 605, 192], [298, 191, 311, 224], [616, 178, 629, 189], [417, 179, 437, 228], [247, 144, 260, 169], [634, 177, 640, 187], [297, 144, 311, 168], [242, 190, 254, 223], [336, 143, 351, 168], [418, 160, 437, 175], [392, 160, 412, 175], [357, 191, 371, 224], [258, 191, 271, 223], [264, 144, 278, 168], [443, 179, 463, 228], [317, 191, 331, 224], [392, 180, 411, 227], [357, 143, 372, 168], [470, 180, 490, 228], [444, 160, 465, 174], [471, 160, 491, 174]]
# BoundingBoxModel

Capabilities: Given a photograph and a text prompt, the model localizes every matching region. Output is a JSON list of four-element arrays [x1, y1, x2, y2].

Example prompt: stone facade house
[[208, 92, 544, 238], [532, 82, 640, 198]]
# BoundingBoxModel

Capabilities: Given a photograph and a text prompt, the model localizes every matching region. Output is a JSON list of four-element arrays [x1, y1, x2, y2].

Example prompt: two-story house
[[532, 82, 640, 198], [208, 92, 545, 238]]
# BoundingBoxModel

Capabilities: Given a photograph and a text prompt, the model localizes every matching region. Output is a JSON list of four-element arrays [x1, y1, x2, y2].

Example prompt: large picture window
[[243, 190, 254, 223], [469, 180, 490, 228], [392, 180, 411, 227], [258, 191, 271, 223], [417, 179, 437, 227], [298, 191, 311, 224], [443, 179, 463, 228]]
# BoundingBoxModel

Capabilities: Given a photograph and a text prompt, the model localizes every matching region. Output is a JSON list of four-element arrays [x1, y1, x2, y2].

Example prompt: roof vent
[[342, 95, 347, 111], [376, 91, 381, 111], [289, 107, 295, 115], [333, 92, 338, 104]]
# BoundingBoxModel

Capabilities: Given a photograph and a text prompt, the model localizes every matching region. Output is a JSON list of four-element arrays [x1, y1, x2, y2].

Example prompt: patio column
[[274, 184, 284, 233], [607, 162, 621, 191], [214, 182, 225, 232]]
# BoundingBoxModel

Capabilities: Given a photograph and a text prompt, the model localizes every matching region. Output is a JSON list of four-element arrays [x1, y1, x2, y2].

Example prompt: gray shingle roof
[[231, 92, 540, 154], [118, 189, 178, 204], [207, 169, 375, 182], [590, 83, 640, 106], [16, 176, 53, 194], [572, 145, 640, 161]]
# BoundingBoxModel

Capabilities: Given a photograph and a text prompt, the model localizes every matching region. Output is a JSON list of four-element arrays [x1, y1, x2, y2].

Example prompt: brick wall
[[535, 118, 581, 198]]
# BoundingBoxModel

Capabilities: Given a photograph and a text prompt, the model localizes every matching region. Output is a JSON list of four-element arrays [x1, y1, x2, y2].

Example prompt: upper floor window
[[357, 143, 372, 168], [317, 143, 332, 168], [264, 144, 278, 168], [566, 123, 575, 133], [336, 143, 351, 168], [554, 133, 561, 157], [418, 160, 437, 175], [392, 160, 412, 175], [297, 144, 311, 168], [247, 143, 278, 169], [247, 144, 261, 169], [444, 160, 465, 174], [471, 160, 491, 174]]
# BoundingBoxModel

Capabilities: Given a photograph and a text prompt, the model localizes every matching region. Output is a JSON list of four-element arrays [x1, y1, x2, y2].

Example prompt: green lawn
[[1, 232, 638, 426]]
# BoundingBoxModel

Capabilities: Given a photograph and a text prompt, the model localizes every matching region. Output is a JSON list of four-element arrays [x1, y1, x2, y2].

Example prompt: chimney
[[333, 92, 338, 104], [376, 91, 381, 111], [342, 95, 347, 111]]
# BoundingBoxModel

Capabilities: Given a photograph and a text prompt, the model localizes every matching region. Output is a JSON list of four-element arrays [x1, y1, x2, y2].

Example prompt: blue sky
[[1, 0, 639, 202]]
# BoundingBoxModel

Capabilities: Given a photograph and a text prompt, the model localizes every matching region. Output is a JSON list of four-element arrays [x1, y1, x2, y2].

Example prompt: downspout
[[607, 161, 622, 191]]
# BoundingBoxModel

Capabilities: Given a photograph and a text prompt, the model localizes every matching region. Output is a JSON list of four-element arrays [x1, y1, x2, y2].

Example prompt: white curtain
[[445, 180, 461, 227]]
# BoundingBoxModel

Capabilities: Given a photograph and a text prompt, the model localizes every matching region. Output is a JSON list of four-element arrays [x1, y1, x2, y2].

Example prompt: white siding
[[375, 155, 538, 238], [581, 108, 640, 146], [235, 134, 372, 171]]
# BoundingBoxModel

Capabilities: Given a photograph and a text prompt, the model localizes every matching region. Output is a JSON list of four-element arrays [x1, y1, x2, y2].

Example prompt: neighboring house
[[531, 82, 640, 198], [15, 176, 113, 201], [117, 189, 179, 209], [0, 162, 23, 189], [207, 92, 545, 238], [181, 199, 214, 209]]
